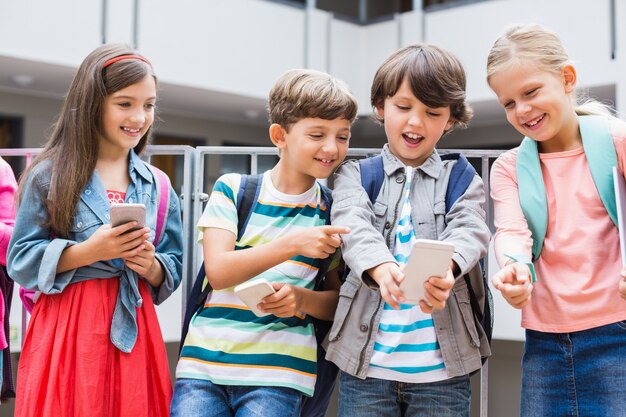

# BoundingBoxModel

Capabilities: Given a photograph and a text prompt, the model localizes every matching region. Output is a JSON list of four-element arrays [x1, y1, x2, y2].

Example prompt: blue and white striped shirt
[[367, 167, 449, 383]]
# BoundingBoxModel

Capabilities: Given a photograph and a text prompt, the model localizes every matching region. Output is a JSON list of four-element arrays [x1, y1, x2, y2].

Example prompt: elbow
[[203, 264, 229, 290]]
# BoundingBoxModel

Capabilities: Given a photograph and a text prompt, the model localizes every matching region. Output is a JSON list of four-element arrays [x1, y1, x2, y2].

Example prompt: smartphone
[[400, 239, 455, 305], [110, 203, 146, 232], [234, 278, 276, 317]]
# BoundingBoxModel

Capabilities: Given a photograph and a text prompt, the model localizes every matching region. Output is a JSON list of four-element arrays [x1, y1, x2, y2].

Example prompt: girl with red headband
[[7, 44, 183, 417]]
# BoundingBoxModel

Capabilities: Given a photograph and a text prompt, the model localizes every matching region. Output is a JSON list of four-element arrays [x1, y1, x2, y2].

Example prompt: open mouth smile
[[403, 132, 424, 147], [523, 114, 545, 130], [315, 157, 335, 167]]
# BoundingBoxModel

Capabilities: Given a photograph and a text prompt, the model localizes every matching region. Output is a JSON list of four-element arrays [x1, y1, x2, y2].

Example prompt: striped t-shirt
[[176, 171, 329, 396], [367, 167, 448, 383]]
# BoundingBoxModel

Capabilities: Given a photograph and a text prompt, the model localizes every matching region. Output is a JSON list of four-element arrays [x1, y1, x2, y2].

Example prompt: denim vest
[[7, 150, 183, 352]]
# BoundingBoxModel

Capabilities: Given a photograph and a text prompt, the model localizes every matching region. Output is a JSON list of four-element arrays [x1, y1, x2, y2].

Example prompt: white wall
[[425, 0, 617, 101], [2, 0, 621, 117], [138, 0, 306, 100], [0, 0, 101, 65]]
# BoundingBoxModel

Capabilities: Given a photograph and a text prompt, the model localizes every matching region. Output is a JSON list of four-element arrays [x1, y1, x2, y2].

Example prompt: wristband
[[504, 254, 537, 283]]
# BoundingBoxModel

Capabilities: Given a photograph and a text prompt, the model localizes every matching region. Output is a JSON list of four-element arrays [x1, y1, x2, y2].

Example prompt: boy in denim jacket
[[326, 44, 491, 417]]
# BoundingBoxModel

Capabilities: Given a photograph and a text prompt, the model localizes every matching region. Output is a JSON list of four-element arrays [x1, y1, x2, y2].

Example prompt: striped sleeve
[[197, 173, 242, 242]]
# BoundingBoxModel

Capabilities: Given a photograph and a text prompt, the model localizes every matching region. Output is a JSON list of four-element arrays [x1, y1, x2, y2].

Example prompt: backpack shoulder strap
[[516, 115, 618, 260], [516, 138, 547, 260], [320, 183, 333, 209], [359, 155, 384, 204], [440, 153, 477, 212], [237, 174, 262, 240], [580, 115, 618, 225], [441, 153, 493, 358], [146, 164, 170, 245], [313, 184, 333, 291]]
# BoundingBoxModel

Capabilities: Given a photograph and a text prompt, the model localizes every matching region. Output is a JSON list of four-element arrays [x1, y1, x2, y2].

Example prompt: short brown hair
[[268, 69, 358, 129], [371, 44, 472, 130]]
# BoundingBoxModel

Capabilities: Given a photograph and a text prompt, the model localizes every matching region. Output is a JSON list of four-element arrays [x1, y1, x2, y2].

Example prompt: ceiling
[[0, 55, 269, 127], [0, 55, 617, 147]]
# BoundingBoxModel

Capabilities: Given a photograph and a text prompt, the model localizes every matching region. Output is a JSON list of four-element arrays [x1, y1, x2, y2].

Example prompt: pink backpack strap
[[147, 164, 170, 245]]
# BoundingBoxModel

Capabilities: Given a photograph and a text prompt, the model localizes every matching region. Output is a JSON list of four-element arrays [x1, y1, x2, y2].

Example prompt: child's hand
[[289, 225, 349, 259], [258, 283, 302, 318], [492, 262, 533, 309], [369, 262, 405, 309], [620, 270, 626, 301], [86, 223, 150, 262], [124, 240, 164, 287], [419, 267, 455, 314]]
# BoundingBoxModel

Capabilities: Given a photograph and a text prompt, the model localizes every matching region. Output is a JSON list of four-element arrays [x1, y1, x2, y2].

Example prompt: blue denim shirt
[[7, 150, 183, 352]]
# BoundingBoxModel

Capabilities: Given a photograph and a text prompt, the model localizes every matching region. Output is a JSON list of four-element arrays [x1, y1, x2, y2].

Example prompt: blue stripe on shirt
[[378, 318, 435, 333], [374, 341, 440, 353]]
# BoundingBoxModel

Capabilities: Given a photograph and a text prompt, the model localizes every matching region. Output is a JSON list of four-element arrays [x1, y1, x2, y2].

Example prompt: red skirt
[[15, 278, 172, 417]]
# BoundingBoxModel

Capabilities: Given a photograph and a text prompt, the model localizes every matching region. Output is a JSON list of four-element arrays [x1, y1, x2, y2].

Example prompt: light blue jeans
[[170, 378, 303, 417], [522, 322, 626, 417], [338, 371, 471, 417]]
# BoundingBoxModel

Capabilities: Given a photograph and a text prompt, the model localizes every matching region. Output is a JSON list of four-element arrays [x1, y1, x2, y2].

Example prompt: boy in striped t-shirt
[[326, 44, 490, 417], [171, 69, 357, 417]]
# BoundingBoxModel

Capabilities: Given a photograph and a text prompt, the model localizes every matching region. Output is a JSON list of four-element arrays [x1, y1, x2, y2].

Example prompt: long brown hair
[[18, 44, 157, 237]]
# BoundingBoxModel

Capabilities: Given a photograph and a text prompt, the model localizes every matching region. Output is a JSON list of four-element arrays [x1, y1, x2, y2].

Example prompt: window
[[316, 0, 413, 23]]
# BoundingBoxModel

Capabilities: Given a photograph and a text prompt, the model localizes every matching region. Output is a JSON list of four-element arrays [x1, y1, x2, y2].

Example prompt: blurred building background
[[0, 0, 624, 415]]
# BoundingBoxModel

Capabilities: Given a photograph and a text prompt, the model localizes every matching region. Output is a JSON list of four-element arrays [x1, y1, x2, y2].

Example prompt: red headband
[[103, 54, 150, 69]]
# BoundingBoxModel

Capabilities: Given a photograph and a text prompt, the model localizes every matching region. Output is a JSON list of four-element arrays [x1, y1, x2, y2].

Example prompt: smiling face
[[488, 61, 580, 152], [378, 78, 454, 167], [271, 117, 351, 184], [99, 74, 156, 156]]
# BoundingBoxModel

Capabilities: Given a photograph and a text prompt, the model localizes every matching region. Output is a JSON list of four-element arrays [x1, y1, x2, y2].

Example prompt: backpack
[[516, 115, 618, 261], [18, 164, 171, 313], [358, 153, 493, 363], [180, 174, 338, 417]]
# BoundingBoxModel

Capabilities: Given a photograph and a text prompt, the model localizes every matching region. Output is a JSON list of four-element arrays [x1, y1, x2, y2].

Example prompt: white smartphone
[[110, 203, 146, 232], [234, 278, 276, 317], [400, 239, 455, 305]]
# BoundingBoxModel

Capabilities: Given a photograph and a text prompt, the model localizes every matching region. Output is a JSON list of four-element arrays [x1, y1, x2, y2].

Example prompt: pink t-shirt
[[491, 118, 626, 332]]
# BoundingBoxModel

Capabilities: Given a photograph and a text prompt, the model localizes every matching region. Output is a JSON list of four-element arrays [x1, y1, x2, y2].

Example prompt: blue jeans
[[338, 371, 470, 417], [170, 378, 303, 417], [522, 322, 626, 417]]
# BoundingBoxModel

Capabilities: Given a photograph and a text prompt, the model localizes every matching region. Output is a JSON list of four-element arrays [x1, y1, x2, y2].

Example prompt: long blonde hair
[[486, 24, 613, 117]]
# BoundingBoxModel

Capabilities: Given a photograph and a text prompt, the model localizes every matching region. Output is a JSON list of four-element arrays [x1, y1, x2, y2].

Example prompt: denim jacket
[[7, 150, 183, 352], [325, 144, 491, 378]]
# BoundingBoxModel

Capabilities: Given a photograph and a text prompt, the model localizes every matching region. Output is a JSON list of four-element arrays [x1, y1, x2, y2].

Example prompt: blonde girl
[[488, 24, 626, 416]]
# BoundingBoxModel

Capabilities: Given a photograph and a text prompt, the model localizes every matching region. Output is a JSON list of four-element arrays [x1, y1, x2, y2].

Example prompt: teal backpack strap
[[516, 115, 618, 261], [516, 138, 548, 261], [580, 115, 618, 226]]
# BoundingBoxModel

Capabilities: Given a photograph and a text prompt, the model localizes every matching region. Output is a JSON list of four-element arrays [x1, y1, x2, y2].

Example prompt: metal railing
[[1, 145, 504, 417], [0, 145, 197, 345]]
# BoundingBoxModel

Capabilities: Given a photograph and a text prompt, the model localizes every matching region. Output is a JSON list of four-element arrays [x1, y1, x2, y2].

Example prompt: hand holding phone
[[234, 278, 276, 317], [110, 203, 146, 232], [401, 239, 455, 305]]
